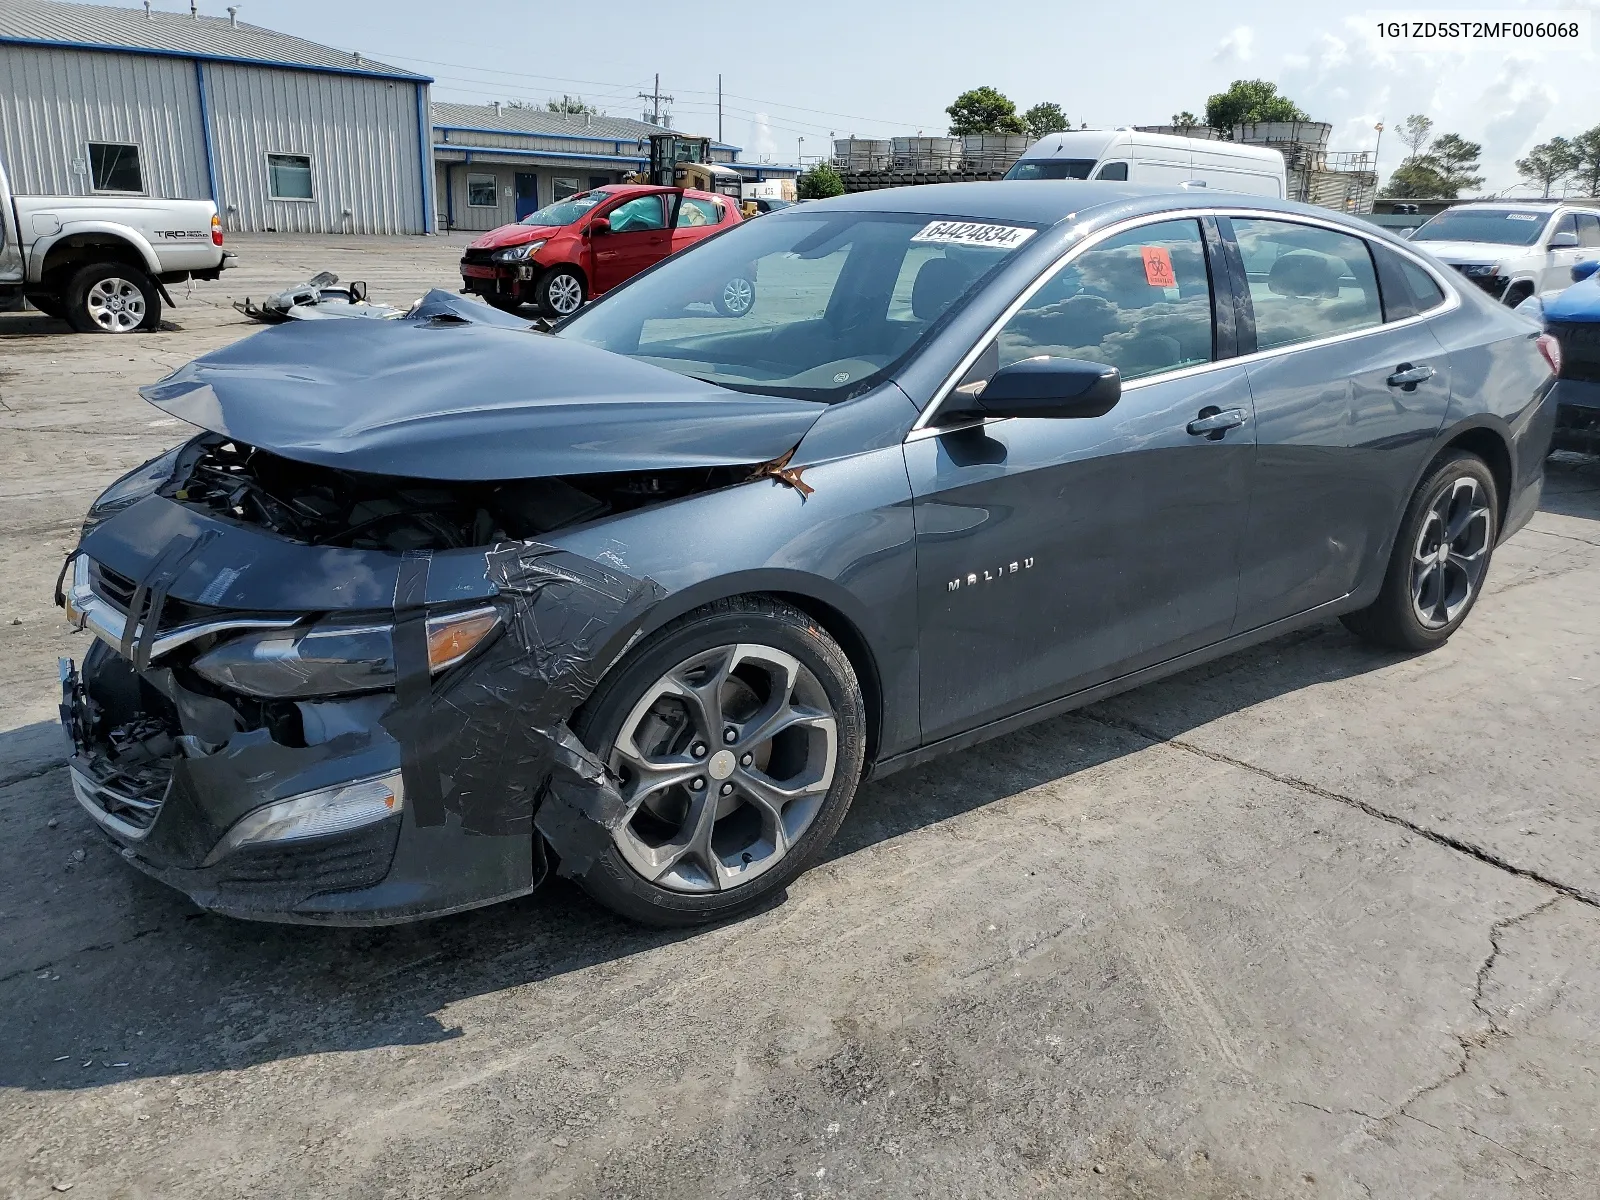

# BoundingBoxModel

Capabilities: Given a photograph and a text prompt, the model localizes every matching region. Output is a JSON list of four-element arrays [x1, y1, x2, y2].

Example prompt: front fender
[[29, 221, 162, 282]]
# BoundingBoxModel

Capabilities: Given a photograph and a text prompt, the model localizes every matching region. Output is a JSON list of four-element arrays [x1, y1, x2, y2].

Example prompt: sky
[[100, 0, 1600, 194]]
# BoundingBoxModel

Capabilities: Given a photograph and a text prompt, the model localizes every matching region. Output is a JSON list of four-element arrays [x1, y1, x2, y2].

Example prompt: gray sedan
[[58, 183, 1556, 927]]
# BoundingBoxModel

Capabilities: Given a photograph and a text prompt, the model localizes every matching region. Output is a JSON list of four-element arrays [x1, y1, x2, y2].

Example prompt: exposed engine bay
[[159, 434, 750, 551]]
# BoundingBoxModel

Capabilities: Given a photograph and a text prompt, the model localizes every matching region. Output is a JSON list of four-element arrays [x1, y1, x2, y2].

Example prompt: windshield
[[519, 191, 606, 227], [1004, 159, 1096, 181], [557, 210, 1040, 400], [1412, 209, 1549, 246]]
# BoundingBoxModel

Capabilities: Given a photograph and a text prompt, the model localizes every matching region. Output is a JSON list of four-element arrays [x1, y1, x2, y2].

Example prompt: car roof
[[1444, 200, 1563, 211], [796, 181, 1403, 240]]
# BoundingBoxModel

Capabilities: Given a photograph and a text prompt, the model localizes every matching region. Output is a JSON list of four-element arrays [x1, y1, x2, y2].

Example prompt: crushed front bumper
[[1552, 379, 1600, 453]]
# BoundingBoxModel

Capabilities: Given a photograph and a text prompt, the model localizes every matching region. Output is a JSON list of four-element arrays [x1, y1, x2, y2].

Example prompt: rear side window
[[1232, 218, 1381, 351], [1576, 213, 1600, 248], [992, 218, 1215, 382], [676, 197, 723, 227], [1371, 243, 1446, 322]]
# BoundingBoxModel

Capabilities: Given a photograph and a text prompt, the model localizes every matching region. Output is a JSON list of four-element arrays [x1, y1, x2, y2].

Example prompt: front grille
[[460, 248, 499, 266], [88, 559, 227, 632], [1550, 321, 1600, 384]]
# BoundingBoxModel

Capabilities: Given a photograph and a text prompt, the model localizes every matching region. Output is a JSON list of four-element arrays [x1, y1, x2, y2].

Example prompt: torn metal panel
[[138, 307, 827, 482], [232, 271, 404, 324]]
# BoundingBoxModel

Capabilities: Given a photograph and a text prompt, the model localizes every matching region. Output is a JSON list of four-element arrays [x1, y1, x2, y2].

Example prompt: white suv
[[1408, 201, 1600, 306]]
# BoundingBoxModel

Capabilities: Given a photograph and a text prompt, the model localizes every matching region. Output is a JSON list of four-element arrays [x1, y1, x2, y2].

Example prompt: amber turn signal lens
[[425, 607, 500, 673]]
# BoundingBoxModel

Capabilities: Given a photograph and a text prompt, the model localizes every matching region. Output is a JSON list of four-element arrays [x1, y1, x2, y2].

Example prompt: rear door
[[670, 194, 730, 254], [1225, 215, 1452, 631], [907, 215, 1257, 741], [590, 192, 673, 293]]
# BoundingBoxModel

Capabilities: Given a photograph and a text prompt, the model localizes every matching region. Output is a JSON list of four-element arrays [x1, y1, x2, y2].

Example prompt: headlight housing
[[190, 606, 500, 698], [83, 445, 184, 531], [1459, 263, 1500, 278], [492, 240, 545, 263], [203, 771, 404, 864]]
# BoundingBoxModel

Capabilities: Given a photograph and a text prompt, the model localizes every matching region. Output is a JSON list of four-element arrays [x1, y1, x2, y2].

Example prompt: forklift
[[629, 132, 743, 200]]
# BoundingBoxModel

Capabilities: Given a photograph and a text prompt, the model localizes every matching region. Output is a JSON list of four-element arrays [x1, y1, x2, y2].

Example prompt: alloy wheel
[[1410, 476, 1492, 629], [605, 643, 839, 894], [720, 277, 754, 315], [547, 273, 583, 316], [85, 277, 146, 332]]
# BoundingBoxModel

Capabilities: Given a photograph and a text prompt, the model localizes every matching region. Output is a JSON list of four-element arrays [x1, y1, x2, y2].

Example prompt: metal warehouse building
[[0, 0, 434, 234], [434, 103, 799, 233]]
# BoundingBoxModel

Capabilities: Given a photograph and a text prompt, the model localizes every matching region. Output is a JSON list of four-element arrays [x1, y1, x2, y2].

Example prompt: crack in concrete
[[0, 760, 66, 790], [1079, 711, 1600, 910], [0, 927, 167, 986]]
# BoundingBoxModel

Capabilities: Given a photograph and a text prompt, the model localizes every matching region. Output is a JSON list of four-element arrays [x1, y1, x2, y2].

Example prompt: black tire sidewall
[[568, 599, 866, 927], [65, 262, 160, 333], [1366, 451, 1499, 650], [536, 267, 586, 318]]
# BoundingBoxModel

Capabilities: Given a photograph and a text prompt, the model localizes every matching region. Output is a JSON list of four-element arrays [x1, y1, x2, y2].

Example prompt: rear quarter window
[[1372, 242, 1447, 322]]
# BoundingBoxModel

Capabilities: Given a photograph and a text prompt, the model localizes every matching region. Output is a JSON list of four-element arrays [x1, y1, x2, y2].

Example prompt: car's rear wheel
[[714, 276, 756, 317], [535, 266, 586, 318], [1341, 450, 1499, 651], [569, 597, 866, 927], [65, 262, 160, 333]]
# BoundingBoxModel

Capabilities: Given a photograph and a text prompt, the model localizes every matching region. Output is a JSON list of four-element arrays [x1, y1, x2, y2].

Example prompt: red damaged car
[[459, 184, 744, 318]]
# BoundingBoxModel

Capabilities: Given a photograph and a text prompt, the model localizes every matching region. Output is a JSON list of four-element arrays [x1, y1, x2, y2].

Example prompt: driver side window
[[607, 195, 666, 233], [977, 218, 1215, 385]]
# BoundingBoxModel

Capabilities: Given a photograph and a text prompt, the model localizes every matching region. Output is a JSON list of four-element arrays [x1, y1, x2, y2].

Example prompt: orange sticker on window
[[1141, 245, 1176, 288]]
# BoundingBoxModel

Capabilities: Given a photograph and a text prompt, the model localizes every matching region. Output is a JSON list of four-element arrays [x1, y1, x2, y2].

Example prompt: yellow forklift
[[629, 132, 744, 200]]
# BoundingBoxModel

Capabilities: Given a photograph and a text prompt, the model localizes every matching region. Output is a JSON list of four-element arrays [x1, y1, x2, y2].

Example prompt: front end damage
[[56, 446, 698, 923]]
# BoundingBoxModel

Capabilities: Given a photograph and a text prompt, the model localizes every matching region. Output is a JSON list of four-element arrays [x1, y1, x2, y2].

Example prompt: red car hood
[[468, 223, 564, 250]]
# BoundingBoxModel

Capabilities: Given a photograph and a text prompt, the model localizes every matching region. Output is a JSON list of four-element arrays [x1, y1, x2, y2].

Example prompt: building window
[[467, 172, 498, 207], [266, 153, 314, 201], [88, 143, 143, 193], [553, 176, 580, 201]]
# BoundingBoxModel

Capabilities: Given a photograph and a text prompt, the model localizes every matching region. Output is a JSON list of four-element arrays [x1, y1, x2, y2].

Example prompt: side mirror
[[947, 357, 1121, 421], [1573, 259, 1600, 284], [347, 280, 369, 303], [587, 217, 611, 237], [1400, 228, 1416, 239], [1548, 231, 1579, 250]]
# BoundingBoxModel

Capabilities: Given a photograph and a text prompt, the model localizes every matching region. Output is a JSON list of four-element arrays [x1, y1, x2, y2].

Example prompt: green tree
[[796, 161, 845, 200], [546, 94, 599, 115], [1381, 158, 1451, 198], [946, 86, 1027, 136], [1203, 79, 1309, 131], [1171, 111, 1201, 130], [1567, 127, 1600, 196], [1516, 137, 1580, 197], [1429, 133, 1484, 194], [1022, 102, 1070, 140], [1396, 113, 1434, 158]]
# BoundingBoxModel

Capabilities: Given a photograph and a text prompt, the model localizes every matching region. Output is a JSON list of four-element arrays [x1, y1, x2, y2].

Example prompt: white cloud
[[1213, 25, 1254, 64]]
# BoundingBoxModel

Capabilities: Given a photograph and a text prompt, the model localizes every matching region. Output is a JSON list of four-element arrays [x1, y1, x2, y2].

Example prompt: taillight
[[1537, 332, 1561, 376], [211, 213, 224, 246]]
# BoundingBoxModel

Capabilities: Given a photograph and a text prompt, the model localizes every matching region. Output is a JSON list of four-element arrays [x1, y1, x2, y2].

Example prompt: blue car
[[1523, 258, 1600, 452], [56, 184, 1556, 927]]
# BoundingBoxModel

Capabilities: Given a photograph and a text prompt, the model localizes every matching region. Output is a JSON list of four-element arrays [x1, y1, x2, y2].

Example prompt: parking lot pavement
[[2, 234, 1598, 1199]]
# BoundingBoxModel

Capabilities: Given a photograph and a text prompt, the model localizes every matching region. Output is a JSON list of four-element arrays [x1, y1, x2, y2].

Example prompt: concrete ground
[[2, 233, 1598, 1200]]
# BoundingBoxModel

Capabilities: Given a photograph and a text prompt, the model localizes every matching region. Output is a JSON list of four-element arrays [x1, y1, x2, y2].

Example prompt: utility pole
[[638, 74, 673, 127], [717, 74, 723, 144]]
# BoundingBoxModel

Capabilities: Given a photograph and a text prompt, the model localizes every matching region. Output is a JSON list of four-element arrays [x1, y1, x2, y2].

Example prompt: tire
[[64, 262, 160, 333], [1341, 450, 1499, 652], [714, 276, 756, 317], [569, 596, 867, 927], [1503, 281, 1534, 308], [534, 266, 586, 318]]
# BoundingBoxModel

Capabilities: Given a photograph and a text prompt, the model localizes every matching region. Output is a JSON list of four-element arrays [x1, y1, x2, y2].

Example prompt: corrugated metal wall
[[0, 44, 208, 197], [205, 62, 427, 234], [434, 159, 629, 232]]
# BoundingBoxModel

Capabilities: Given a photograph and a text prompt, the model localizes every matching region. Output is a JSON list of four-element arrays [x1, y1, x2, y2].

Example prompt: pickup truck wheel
[[65, 262, 160, 334]]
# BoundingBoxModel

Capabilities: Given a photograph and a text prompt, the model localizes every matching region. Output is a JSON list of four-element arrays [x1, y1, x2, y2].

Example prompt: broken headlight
[[492, 240, 545, 263], [83, 445, 185, 531], [190, 606, 500, 699]]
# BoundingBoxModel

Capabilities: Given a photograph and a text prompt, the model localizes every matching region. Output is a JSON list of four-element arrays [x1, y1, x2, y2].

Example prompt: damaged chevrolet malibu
[[57, 183, 1557, 927]]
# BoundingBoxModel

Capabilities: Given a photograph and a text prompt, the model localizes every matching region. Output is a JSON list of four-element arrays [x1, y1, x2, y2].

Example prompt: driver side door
[[906, 216, 1257, 742], [590, 193, 674, 293]]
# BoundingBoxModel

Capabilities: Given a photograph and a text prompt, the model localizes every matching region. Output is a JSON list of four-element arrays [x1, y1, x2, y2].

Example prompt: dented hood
[[140, 296, 826, 481]]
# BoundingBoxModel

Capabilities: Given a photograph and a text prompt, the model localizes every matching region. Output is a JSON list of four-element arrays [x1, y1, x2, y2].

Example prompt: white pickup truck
[[0, 156, 235, 333]]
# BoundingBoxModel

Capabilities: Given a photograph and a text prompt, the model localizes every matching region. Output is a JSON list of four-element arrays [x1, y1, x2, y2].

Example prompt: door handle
[[1387, 363, 1436, 388], [1186, 406, 1248, 439]]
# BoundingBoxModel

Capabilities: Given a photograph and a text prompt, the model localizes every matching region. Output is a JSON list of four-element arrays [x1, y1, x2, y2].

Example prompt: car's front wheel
[[1341, 449, 1499, 651], [535, 266, 586, 318], [570, 597, 866, 927]]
